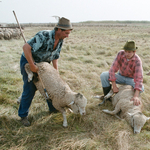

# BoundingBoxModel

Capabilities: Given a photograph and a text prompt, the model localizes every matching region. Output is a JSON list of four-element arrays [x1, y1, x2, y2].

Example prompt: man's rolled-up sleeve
[[134, 60, 143, 91]]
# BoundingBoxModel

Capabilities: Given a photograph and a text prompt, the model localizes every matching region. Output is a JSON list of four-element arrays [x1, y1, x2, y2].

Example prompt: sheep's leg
[[114, 114, 122, 120], [62, 112, 68, 127], [68, 108, 73, 113], [102, 109, 116, 115], [98, 90, 114, 105], [17, 95, 22, 104], [25, 64, 33, 82], [104, 89, 114, 99], [53, 105, 68, 127], [102, 103, 121, 115]]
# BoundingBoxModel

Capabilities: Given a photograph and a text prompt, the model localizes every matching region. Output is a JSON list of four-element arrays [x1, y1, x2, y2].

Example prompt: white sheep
[[0, 32, 4, 39], [12, 28, 21, 39], [101, 85, 150, 134], [3, 31, 11, 40], [25, 62, 87, 127]]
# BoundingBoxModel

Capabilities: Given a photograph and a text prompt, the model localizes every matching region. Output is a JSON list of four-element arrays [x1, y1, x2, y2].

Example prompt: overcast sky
[[0, 0, 150, 23]]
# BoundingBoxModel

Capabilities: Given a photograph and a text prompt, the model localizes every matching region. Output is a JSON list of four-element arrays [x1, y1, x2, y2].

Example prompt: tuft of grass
[[67, 56, 77, 61], [0, 93, 7, 104], [96, 50, 106, 55], [84, 59, 94, 64]]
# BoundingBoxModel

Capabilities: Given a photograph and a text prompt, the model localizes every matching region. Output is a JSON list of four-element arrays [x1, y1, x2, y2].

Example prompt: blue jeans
[[18, 55, 56, 118], [100, 71, 144, 92]]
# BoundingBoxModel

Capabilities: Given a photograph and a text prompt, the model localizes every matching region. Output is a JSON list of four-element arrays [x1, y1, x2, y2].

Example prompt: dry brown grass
[[0, 24, 150, 150]]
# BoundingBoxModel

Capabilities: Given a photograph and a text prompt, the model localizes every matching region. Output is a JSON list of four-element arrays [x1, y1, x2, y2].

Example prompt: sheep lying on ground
[[100, 85, 149, 134], [25, 62, 87, 127]]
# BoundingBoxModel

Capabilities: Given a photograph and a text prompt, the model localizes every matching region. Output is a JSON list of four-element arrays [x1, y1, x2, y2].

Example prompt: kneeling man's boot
[[102, 85, 112, 101], [99, 85, 112, 105], [103, 85, 111, 96]]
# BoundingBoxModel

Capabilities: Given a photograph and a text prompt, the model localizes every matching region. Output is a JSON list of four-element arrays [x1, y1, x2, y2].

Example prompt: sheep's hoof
[[63, 124, 68, 128], [94, 95, 104, 100], [98, 99, 105, 106], [102, 109, 109, 113], [68, 108, 73, 113]]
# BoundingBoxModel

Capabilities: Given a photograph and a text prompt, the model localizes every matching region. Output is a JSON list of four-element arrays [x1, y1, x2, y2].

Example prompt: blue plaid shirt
[[23, 30, 63, 63]]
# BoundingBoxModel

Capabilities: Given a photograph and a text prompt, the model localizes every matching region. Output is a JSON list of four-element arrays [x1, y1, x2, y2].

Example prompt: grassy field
[[0, 24, 150, 150]]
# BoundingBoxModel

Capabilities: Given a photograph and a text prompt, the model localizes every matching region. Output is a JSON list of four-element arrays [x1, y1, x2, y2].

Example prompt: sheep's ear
[[146, 117, 150, 121], [128, 112, 134, 127], [69, 101, 74, 105], [76, 93, 83, 99]]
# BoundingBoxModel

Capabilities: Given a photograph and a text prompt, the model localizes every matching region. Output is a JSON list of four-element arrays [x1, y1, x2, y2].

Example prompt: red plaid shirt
[[109, 50, 143, 91]]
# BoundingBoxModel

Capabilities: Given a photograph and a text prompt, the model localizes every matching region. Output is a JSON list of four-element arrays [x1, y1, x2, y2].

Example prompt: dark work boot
[[99, 85, 111, 105], [103, 85, 111, 96], [21, 117, 30, 127]]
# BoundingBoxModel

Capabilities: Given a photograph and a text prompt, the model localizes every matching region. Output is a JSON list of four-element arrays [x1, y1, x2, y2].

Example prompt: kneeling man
[[100, 40, 144, 106]]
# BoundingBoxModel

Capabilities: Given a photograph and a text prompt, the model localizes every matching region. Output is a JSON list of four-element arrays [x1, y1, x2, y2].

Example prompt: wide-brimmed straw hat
[[123, 40, 138, 51], [55, 17, 73, 30]]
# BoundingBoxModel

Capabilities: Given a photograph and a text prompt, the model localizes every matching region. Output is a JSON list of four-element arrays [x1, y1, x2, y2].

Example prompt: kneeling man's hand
[[131, 96, 141, 106]]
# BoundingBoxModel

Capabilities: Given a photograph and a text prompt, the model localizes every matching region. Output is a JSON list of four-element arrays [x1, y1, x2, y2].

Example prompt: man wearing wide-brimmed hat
[[100, 40, 144, 106], [18, 17, 73, 126]]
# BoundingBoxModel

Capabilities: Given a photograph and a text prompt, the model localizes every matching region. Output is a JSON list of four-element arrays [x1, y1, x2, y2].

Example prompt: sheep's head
[[128, 112, 150, 134], [69, 93, 87, 115]]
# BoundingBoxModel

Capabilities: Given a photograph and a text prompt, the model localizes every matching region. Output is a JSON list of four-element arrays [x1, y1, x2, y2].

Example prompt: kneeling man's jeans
[[100, 71, 144, 92]]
